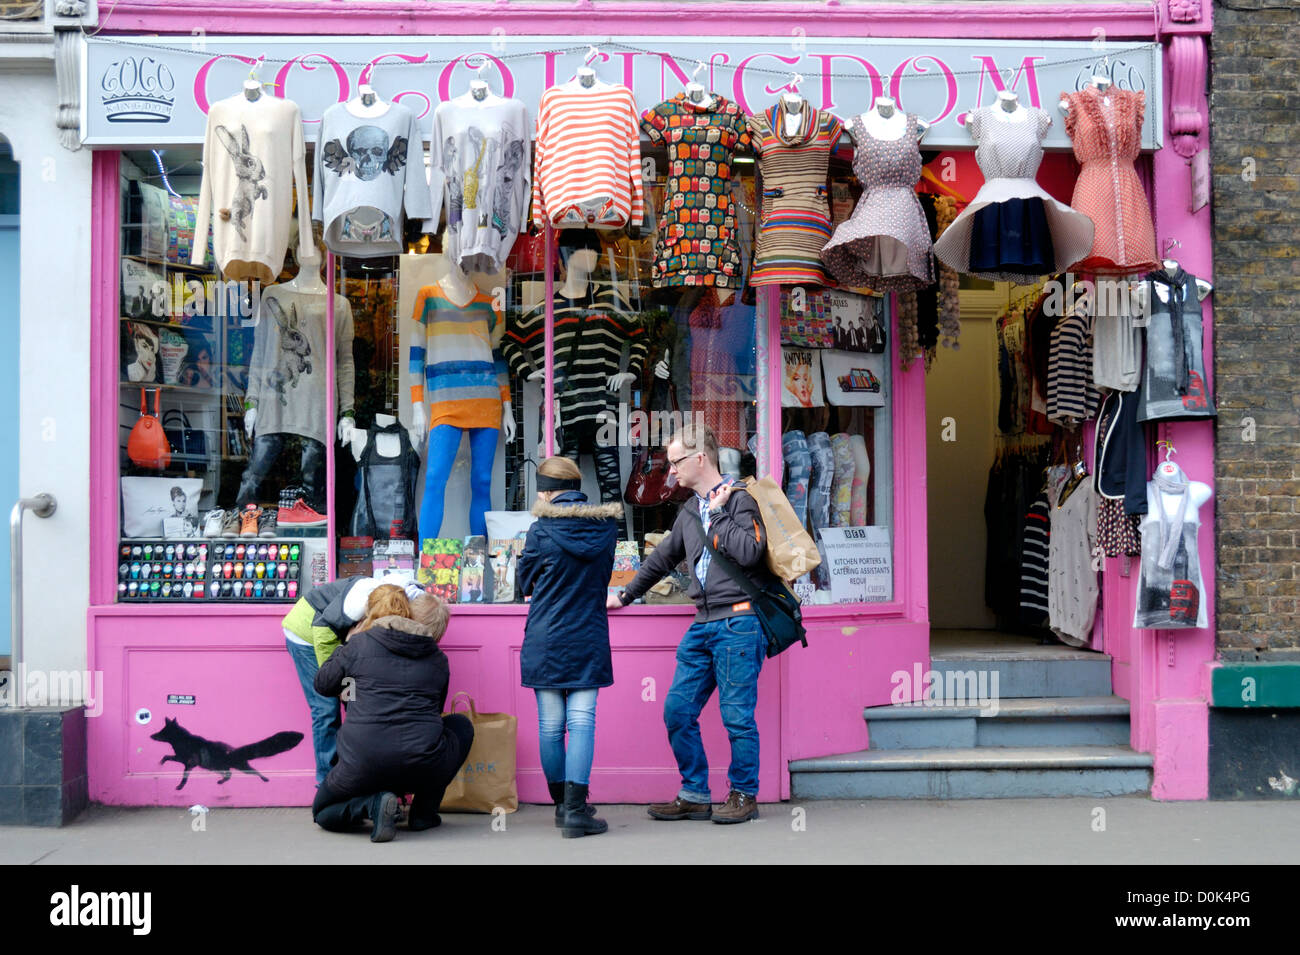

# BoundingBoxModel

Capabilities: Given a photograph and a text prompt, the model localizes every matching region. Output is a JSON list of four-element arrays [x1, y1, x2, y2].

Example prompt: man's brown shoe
[[647, 796, 713, 821], [712, 790, 759, 824]]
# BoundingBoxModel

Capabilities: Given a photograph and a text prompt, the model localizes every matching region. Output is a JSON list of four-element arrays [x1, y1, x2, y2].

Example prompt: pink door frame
[[86, 1, 1216, 804]]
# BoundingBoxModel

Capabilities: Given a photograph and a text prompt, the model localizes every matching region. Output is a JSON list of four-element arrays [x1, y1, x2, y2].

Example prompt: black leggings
[[558, 418, 623, 503], [312, 713, 475, 831]]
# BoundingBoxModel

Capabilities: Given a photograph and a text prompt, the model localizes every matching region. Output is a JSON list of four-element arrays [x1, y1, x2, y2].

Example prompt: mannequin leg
[[299, 437, 327, 514], [829, 434, 855, 528], [850, 434, 870, 526], [237, 432, 285, 507], [581, 420, 623, 504], [420, 425, 464, 541], [781, 431, 810, 528], [466, 427, 498, 538]]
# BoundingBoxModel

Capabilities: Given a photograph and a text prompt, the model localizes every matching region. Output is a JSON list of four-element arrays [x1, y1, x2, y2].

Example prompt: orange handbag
[[127, 388, 171, 470]]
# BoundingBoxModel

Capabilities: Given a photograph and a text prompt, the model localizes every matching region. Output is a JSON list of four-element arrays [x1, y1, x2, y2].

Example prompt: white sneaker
[[202, 509, 226, 538]]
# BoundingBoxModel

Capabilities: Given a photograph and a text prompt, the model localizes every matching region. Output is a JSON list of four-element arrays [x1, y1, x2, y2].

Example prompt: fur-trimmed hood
[[357, 614, 437, 658], [528, 491, 621, 562], [531, 498, 625, 521]]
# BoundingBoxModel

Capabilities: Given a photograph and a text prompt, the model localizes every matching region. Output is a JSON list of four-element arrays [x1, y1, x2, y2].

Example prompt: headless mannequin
[[1060, 74, 1112, 113], [991, 90, 1028, 123], [1153, 257, 1214, 303], [411, 259, 515, 538], [575, 66, 599, 90], [348, 84, 389, 118], [351, 412, 403, 461], [685, 80, 714, 112], [529, 249, 636, 393], [857, 96, 930, 141], [780, 91, 806, 138], [1154, 459, 1211, 517]]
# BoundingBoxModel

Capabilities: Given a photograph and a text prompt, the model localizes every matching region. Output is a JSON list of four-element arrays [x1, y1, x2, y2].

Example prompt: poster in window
[[821, 349, 886, 407], [781, 348, 824, 408]]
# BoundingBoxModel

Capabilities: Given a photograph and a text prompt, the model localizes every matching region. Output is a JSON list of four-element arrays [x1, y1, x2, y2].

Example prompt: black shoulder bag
[[689, 510, 808, 659]]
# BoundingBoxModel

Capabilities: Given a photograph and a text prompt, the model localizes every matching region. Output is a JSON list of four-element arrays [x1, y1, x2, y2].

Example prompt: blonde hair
[[669, 422, 719, 469], [411, 594, 449, 643], [538, 455, 582, 481], [351, 584, 411, 635]]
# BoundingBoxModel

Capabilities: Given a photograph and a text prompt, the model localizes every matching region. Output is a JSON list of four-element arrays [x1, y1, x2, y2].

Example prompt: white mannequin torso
[[1151, 462, 1212, 523], [781, 93, 805, 137], [351, 413, 403, 461], [859, 98, 911, 141]]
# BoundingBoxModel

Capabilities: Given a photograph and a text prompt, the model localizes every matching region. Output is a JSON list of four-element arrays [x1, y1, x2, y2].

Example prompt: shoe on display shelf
[[278, 498, 327, 528], [239, 504, 262, 538], [202, 509, 226, 538], [258, 508, 278, 539], [221, 509, 242, 539]]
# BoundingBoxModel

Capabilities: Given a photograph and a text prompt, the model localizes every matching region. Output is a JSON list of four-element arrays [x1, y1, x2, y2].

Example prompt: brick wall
[[1211, 1, 1300, 660]]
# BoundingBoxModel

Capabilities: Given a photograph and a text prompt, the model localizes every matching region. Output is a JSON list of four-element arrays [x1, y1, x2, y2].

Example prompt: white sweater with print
[[192, 93, 313, 285]]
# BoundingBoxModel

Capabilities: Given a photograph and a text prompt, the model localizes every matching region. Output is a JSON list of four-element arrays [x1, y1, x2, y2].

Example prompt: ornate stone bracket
[[1166, 34, 1207, 159], [53, 1, 91, 151]]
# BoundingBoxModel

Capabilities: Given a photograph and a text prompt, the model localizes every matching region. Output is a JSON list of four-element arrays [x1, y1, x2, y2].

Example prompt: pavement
[[2, 796, 1298, 864]]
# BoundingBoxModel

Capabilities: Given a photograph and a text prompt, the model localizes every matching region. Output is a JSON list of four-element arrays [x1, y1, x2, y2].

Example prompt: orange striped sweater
[[531, 80, 644, 230]]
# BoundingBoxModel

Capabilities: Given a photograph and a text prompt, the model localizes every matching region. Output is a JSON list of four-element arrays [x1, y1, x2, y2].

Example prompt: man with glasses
[[608, 423, 777, 823]]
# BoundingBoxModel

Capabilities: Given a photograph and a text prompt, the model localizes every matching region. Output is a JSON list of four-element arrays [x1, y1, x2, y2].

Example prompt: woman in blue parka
[[516, 455, 622, 838]]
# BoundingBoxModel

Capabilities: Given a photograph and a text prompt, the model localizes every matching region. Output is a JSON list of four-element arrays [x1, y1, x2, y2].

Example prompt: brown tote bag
[[439, 692, 519, 813]]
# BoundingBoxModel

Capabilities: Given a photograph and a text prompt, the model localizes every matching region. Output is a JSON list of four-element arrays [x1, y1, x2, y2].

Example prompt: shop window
[[114, 136, 893, 609]]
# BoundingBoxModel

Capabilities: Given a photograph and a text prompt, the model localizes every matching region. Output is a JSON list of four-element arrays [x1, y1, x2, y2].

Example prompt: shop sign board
[[82, 36, 1162, 148]]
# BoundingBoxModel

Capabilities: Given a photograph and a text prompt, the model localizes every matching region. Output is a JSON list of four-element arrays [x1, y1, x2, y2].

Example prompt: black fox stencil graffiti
[[215, 123, 267, 243], [150, 717, 303, 791], [263, 296, 313, 404]]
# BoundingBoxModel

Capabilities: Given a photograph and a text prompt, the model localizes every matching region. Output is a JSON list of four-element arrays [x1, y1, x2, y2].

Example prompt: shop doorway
[[0, 139, 18, 658]]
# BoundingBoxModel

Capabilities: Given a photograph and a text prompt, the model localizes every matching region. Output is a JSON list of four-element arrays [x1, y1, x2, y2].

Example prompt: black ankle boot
[[369, 792, 399, 843], [560, 782, 607, 838], [548, 781, 566, 828]]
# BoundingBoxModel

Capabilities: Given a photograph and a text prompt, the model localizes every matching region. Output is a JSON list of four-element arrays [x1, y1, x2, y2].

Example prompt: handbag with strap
[[128, 388, 171, 470], [351, 421, 421, 540], [689, 510, 808, 659], [623, 378, 692, 507], [162, 409, 207, 470]]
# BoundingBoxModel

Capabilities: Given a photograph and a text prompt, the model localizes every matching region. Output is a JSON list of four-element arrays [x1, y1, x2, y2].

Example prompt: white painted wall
[[0, 60, 94, 678]]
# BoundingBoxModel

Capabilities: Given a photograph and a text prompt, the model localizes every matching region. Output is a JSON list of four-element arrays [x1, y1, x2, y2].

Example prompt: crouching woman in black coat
[[516, 456, 622, 838], [311, 585, 472, 842]]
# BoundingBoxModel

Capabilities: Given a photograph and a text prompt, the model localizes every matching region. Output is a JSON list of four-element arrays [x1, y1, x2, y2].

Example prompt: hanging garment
[[686, 287, 748, 449], [915, 194, 941, 370], [849, 433, 870, 526], [1092, 278, 1144, 392], [747, 102, 844, 287], [806, 432, 834, 533], [192, 94, 314, 285], [1046, 465, 1099, 647], [313, 100, 431, 258], [1094, 390, 1146, 556], [1136, 266, 1216, 422], [1133, 466, 1209, 629], [247, 286, 355, 446], [426, 94, 531, 273], [821, 113, 934, 293], [1019, 490, 1051, 628], [532, 80, 644, 230], [782, 430, 811, 528], [933, 194, 962, 350], [640, 93, 752, 287], [1060, 87, 1159, 275], [1046, 296, 1101, 428], [351, 422, 421, 540], [932, 106, 1094, 284]]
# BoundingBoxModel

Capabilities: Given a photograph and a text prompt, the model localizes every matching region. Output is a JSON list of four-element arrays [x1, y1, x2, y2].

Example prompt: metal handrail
[[6, 494, 56, 708]]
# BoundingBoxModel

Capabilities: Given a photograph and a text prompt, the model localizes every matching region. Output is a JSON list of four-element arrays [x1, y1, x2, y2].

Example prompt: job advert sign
[[820, 526, 892, 603]]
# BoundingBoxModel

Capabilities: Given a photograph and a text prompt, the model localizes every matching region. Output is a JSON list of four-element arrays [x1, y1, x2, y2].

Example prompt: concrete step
[[865, 696, 1132, 749], [926, 650, 1113, 699], [790, 745, 1152, 799]]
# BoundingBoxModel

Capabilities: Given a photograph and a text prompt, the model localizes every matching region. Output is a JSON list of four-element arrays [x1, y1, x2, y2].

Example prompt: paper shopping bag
[[439, 692, 519, 813], [744, 475, 823, 583]]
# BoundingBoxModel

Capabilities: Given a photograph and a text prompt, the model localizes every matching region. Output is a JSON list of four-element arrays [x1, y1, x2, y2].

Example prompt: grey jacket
[[305, 576, 369, 636], [622, 485, 778, 623]]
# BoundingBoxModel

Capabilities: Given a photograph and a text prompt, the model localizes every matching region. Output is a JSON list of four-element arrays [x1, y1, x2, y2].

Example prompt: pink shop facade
[[83, 1, 1218, 806]]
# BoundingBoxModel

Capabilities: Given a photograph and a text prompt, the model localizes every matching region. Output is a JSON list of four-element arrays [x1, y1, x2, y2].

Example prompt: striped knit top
[[410, 283, 511, 431], [1046, 300, 1100, 428], [531, 80, 645, 230], [502, 282, 647, 427]]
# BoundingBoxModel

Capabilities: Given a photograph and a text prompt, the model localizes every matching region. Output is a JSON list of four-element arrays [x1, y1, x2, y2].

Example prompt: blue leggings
[[420, 425, 497, 539], [534, 688, 598, 786]]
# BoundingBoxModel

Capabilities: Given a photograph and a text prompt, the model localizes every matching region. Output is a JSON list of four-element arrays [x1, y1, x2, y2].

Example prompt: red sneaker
[[277, 498, 327, 527]]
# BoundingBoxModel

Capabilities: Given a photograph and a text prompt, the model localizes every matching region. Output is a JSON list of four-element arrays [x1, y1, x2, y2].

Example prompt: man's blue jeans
[[534, 688, 599, 786], [285, 637, 341, 785], [663, 614, 766, 801]]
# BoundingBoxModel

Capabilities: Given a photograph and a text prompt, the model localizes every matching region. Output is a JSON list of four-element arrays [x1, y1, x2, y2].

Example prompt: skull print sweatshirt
[[246, 285, 356, 446], [192, 93, 314, 286], [426, 94, 531, 274], [312, 99, 433, 257]]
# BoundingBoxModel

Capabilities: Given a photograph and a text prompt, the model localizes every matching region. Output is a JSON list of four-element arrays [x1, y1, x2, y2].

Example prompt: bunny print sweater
[[192, 93, 314, 285], [246, 285, 356, 445], [313, 99, 432, 258]]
